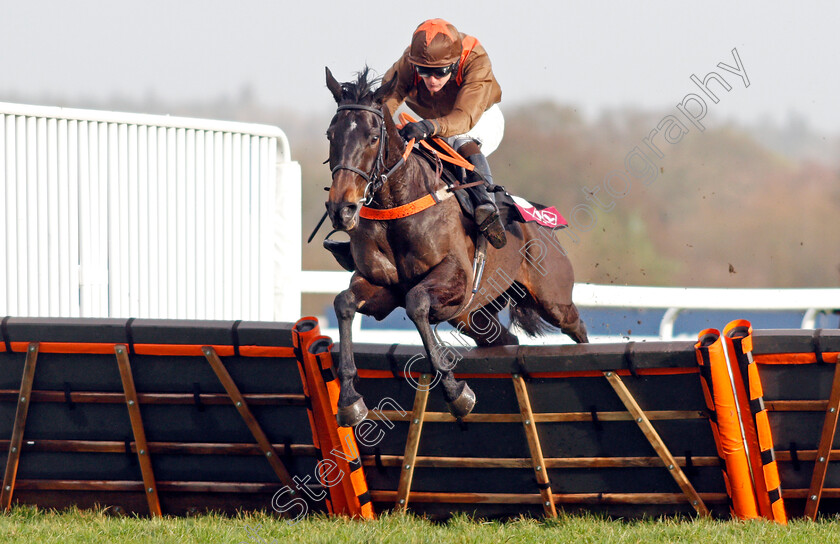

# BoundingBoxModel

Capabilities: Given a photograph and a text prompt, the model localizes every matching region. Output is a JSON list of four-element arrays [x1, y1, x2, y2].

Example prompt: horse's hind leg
[[509, 284, 588, 344], [568, 310, 589, 343], [518, 228, 589, 343], [450, 303, 519, 347], [540, 300, 589, 344], [522, 281, 588, 343]]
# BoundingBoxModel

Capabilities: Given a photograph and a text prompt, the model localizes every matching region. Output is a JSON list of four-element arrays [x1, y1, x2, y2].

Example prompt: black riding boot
[[465, 153, 506, 249]]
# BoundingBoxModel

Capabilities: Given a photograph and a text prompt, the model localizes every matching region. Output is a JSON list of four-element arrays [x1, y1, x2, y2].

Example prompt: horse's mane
[[340, 66, 382, 104]]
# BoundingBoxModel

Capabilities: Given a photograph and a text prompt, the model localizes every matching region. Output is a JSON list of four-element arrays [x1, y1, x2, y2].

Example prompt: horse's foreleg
[[405, 262, 476, 418], [334, 278, 401, 427], [333, 288, 367, 427]]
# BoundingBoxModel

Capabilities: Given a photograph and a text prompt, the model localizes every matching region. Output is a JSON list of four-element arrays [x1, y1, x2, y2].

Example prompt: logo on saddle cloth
[[510, 195, 567, 229]]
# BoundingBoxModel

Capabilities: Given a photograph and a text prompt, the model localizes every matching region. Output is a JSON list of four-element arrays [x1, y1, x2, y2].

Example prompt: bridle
[[330, 103, 412, 204]]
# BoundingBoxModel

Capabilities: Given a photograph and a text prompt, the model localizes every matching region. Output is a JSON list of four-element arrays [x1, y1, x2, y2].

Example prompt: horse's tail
[[509, 298, 557, 338]]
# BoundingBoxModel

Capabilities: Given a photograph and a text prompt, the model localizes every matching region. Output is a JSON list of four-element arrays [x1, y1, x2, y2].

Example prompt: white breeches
[[447, 104, 504, 156]]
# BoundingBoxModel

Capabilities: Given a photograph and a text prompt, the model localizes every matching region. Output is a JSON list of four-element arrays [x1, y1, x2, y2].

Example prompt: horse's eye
[[325, 131, 333, 141], [370, 134, 379, 143]]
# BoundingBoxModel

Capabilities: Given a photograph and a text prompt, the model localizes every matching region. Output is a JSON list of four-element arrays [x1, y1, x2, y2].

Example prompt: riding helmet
[[408, 19, 462, 67]]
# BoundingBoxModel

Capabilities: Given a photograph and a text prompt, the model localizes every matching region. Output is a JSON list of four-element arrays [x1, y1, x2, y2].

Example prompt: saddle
[[412, 143, 566, 231]]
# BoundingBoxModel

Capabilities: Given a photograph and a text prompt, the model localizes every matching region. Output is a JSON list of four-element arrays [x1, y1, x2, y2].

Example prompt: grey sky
[[2, 1, 838, 133]]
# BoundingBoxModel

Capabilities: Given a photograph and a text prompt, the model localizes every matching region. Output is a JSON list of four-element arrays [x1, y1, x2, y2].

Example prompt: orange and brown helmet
[[408, 19, 463, 67]]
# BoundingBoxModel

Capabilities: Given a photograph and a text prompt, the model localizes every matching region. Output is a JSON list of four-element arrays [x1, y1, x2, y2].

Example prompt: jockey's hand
[[399, 120, 436, 142]]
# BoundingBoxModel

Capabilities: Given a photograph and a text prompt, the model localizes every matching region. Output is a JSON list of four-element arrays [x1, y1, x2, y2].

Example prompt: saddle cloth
[[505, 195, 568, 229]]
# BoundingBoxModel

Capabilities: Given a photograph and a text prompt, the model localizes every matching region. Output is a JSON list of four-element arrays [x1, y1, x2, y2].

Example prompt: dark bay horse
[[324, 67, 588, 427]]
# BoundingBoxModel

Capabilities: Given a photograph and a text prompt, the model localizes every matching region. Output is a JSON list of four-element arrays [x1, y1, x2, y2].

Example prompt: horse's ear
[[325, 67, 343, 103], [373, 75, 397, 105]]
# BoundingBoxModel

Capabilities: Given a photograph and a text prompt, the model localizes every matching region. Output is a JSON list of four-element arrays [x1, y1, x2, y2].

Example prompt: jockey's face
[[419, 72, 451, 94]]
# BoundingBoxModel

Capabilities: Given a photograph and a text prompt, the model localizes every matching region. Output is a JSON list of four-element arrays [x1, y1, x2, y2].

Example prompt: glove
[[399, 119, 436, 142]]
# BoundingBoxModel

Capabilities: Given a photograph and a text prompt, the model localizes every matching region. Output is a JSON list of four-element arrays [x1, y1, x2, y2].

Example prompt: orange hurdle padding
[[310, 339, 375, 520], [753, 352, 840, 365], [694, 331, 736, 516], [292, 318, 374, 519], [724, 320, 787, 524], [721, 323, 771, 520], [695, 329, 760, 519], [292, 318, 337, 514]]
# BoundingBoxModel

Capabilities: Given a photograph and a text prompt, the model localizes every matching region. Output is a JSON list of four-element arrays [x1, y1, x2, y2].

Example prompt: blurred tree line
[[292, 99, 840, 288]]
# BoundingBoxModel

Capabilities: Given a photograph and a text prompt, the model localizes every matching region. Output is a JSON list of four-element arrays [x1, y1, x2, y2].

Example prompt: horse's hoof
[[447, 384, 476, 418], [337, 397, 369, 427]]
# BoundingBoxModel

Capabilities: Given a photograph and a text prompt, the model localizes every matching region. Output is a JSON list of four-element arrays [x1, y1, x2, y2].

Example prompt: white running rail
[[302, 270, 840, 343]]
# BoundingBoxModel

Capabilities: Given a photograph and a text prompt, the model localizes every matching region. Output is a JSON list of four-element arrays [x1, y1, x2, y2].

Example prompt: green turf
[[1, 507, 839, 544]]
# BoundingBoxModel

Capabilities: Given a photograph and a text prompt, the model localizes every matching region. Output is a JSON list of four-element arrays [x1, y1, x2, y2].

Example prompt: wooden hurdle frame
[[0, 319, 323, 516], [379, 370, 712, 517], [750, 327, 840, 520], [323, 341, 727, 519]]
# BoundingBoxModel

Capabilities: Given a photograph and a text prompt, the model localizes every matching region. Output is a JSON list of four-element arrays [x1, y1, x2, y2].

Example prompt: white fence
[[0, 102, 301, 321], [302, 270, 840, 343]]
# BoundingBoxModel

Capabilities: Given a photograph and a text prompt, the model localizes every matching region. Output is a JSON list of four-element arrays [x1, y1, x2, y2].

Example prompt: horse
[[324, 67, 588, 427]]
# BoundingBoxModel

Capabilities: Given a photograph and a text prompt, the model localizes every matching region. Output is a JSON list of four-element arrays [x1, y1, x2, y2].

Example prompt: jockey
[[382, 18, 507, 249]]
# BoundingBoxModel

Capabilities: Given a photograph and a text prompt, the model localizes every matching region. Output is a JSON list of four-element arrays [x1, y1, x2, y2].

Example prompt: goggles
[[415, 61, 458, 79]]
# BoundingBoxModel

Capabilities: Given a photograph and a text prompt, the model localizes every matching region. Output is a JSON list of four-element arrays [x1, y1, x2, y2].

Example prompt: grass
[[0, 507, 839, 544]]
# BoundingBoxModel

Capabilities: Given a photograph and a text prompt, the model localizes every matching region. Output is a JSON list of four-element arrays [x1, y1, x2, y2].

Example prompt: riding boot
[[465, 152, 507, 249]]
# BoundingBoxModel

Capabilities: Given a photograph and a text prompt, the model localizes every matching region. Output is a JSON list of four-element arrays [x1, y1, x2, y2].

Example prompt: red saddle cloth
[[509, 195, 568, 229]]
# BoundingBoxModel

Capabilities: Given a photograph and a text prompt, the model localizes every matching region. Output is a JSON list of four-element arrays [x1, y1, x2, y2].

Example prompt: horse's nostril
[[340, 205, 357, 222]]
